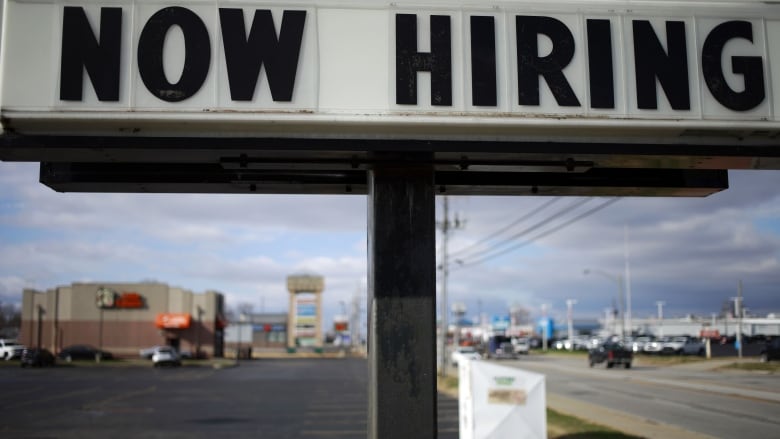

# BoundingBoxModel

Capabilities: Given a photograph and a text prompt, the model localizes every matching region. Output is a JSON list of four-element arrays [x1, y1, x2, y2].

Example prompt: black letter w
[[220, 9, 306, 102]]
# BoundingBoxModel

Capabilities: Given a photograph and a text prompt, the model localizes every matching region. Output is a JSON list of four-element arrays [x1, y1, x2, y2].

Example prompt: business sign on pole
[[1, 0, 779, 141], [460, 360, 546, 439]]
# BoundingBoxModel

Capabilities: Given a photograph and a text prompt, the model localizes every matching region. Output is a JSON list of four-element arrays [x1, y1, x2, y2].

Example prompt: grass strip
[[547, 408, 644, 439], [717, 362, 779, 373]]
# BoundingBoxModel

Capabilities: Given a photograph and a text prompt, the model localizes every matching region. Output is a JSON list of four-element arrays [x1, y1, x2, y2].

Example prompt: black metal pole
[[36, 305, 44, 349], [367, 155, 437, 439], [196, 306, 203, 359], [98, 308, 104, 362]]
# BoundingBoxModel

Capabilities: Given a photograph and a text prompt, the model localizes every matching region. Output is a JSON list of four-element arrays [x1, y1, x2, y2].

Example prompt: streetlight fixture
[[584, 268, 625, 339]]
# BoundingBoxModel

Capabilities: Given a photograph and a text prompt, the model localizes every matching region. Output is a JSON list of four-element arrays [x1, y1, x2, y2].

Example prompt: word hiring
[[397, 14, 766, 112]]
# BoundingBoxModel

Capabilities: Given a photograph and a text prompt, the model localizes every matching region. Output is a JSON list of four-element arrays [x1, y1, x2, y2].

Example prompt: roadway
[[507, 354, 780, 439]]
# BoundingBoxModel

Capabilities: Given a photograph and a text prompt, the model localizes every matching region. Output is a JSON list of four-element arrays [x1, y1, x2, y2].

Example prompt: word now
[[60, 6, 305, 103]]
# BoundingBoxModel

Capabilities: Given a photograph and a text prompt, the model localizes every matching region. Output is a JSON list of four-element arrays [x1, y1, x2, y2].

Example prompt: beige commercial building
[[21, 282, 227, 358]]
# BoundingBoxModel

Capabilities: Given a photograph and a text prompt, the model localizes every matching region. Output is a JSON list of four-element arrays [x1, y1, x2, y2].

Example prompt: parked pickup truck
[[588, 340, 633, 369]]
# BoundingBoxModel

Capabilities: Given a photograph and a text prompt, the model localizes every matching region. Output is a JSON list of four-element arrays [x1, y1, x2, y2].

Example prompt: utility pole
[[624, 225, 632, 337], [437, 196, 464, 377], [736, 281, 743, 359]]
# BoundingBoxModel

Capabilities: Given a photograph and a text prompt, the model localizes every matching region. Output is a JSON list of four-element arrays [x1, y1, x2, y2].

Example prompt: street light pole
[[656, 301, 665, 338], [566, 299, 577, 351], [584, 269, 625, 339], [541, 304, 549, 352], [735, 281, 744, 359]]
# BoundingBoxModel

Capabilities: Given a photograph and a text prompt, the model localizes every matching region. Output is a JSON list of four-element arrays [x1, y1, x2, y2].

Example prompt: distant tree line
[[0, 302, 22, 332]]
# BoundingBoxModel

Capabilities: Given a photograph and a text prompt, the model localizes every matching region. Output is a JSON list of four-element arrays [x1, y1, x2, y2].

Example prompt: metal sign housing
[[2, 0, 780, 194]]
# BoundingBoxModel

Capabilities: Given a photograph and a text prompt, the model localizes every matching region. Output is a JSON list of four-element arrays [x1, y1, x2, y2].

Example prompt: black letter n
[[60, 7, 122, 101]]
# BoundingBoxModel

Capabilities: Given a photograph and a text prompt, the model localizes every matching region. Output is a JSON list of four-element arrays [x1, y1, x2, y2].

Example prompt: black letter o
[[138, 7, 211, 102]]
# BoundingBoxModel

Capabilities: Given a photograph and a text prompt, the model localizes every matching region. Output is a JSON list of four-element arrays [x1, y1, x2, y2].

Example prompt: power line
[[454, 197, 593, 263], [449, 197, 562, 257], [454, 198, 620, 269]]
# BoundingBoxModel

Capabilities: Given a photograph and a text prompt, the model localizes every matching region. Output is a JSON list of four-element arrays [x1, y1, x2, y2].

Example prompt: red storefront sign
[[115, 292, 144, 309], [156, 313, 192, 329]]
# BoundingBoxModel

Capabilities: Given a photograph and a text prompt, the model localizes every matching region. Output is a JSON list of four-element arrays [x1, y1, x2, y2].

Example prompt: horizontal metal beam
[[39, 162, 728, 197], [3, 134, 780, 170]]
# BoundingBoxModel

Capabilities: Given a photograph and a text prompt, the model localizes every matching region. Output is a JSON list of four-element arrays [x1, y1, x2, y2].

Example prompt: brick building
[[21, 282, 226, 358]]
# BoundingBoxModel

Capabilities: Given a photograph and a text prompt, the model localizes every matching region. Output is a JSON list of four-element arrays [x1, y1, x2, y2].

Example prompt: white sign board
[[1, 0, 780, 142], [459, 360, 546, 439]]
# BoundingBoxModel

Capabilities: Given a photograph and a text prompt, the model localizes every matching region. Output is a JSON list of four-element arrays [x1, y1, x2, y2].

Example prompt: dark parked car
[[20, 348, 56, 367], [588, 340, 633, 369], [487, 335, 517, 359], [58, 345, 113, 362], [760, 338, 780, 362]]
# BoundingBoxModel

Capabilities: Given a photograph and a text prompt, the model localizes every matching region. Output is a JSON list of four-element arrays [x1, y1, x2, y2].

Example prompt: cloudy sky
[[1, 161, 779, 331]]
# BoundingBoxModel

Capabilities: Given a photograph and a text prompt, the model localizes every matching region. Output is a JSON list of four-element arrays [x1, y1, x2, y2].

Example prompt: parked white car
[[140, 345, 166, 359], [451, 346, 481, 366], [511, 337, 530, 355], [631, 336, 654, 353], [0, 339, 26, 360], [151, 346, 181, 367], [662, 336, 705, 355], [643, 337, 668, 354]]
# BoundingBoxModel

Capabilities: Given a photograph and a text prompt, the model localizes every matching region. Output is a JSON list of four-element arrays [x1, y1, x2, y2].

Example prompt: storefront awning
[[156, 313, 191, 329]]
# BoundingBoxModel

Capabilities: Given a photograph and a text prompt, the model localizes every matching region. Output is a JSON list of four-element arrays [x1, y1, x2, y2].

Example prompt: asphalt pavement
[[1, 357, 459, 438]]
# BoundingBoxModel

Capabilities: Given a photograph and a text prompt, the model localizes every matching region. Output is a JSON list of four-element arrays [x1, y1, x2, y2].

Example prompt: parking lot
[[1, 358, 458, 438]]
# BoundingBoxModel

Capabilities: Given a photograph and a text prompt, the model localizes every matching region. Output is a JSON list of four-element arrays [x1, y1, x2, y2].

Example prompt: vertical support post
[[287, 290, 296, 349], [316, 290, 323, 347], [37, 305, 45, 349], [98, 307, 103, 362], [196, 305, 203, 358], [368, 156, 436, 439], [439, 196, 449, 377]]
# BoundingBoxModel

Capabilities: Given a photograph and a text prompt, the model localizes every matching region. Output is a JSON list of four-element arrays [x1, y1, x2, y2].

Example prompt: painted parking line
[[9, 387, 101, 409], [81, 385, 157, 410]]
